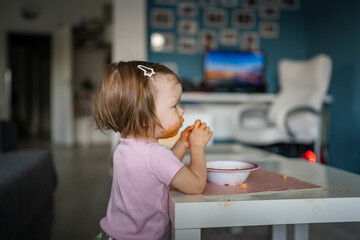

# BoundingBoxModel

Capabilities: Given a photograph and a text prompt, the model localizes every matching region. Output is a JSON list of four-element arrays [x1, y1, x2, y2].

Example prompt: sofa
[[0, 120, 57, 240]]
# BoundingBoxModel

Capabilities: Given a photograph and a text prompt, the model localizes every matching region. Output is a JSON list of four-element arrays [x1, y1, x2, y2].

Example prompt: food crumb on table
[[282, 174, 287, 180], [239, 183, 247, 189]]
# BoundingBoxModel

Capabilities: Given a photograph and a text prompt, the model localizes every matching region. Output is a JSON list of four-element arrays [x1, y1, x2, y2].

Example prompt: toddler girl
[[92, 61, 212, 240]]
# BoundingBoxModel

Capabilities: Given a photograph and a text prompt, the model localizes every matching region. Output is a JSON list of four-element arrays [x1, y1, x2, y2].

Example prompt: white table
[[169, 144, 360, 240]]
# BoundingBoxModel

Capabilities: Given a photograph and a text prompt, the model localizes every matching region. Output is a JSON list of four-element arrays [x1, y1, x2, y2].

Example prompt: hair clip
[[137, 65, 155, 78]]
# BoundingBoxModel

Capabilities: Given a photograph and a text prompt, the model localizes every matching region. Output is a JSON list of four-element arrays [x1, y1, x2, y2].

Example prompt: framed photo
[[200, 30, 218, 52], [204, 9, 227, 27], [220, 29, 238, 45], [241, 32, 259, 51], [200, 0, 217, 7], [260, 6, 280, 19], [281, 0, 300, 10], [220, 0, 238, 7], [178, 2, 198, 17], [155, 0, 176, 4], [178, 38, 198, 54], [232, 10, 256, 29], [150, 32, 175, 52], [243, 0, 259, 9], [151, 9, 174, 29], [178, 20, 198, 35], [259, 22, 279, 38]]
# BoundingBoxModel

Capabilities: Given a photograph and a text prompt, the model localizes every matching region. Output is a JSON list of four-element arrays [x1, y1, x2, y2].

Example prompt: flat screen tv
[[203, 50, 266, 92]]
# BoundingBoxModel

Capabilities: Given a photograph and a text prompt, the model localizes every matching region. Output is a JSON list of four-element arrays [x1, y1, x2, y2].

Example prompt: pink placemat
[[202, 168, 321, 196]]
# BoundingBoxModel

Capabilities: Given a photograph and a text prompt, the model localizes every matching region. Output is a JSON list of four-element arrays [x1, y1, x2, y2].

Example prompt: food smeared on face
[[161, 116, 184, 138]]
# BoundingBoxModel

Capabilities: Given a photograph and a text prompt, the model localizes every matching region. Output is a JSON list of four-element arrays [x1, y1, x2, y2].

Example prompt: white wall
[[113, 0, 147, 62], [51, 26, 75, 146], [111, 0, 147, 150]]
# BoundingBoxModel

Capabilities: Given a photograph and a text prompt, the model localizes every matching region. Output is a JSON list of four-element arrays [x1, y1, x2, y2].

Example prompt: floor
[[22, 142, 360, 240]]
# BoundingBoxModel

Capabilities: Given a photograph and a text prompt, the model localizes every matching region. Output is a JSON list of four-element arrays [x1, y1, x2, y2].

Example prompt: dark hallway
[[8, 33, 51, 140]]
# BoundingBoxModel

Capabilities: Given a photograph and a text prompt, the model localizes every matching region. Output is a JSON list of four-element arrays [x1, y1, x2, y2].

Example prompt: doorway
[[7, 33, 51, 140]]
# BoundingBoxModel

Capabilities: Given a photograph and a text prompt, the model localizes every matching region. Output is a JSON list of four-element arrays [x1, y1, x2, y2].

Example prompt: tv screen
[[203, 50, 266, 91]]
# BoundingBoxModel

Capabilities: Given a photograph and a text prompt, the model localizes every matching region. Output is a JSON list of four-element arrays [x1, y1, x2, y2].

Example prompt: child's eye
[[172, 104, 177, 108]]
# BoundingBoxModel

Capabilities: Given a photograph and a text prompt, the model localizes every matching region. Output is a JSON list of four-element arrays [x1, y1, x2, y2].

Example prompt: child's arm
[[171, 125, 193, 161], [170, 120, 212, 194]]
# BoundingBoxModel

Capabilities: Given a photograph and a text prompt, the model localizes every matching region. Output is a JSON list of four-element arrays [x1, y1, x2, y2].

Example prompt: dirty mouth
[[160, 117, 184, 138]]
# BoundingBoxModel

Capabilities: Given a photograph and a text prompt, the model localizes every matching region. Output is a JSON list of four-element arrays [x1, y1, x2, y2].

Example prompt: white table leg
[[272, 225, 287, 240], [172, 228, 200, 240], [294, 224, 309, 240]]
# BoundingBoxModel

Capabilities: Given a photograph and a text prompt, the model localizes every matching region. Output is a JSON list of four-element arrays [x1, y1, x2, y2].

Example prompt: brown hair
[[92, 61, 180, 138]]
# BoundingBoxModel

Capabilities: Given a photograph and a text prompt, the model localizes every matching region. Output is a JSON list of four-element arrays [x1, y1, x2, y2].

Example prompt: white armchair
[[232, 53, 332, 146]]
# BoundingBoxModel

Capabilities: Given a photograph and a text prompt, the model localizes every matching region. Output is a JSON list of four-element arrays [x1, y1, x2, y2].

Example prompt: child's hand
[[189, 120, 212, 149], [178, 125, 194, 149]]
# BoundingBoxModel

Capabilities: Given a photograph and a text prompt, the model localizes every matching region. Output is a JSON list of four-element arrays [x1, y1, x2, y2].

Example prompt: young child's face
[[154, 74, 184, 139]]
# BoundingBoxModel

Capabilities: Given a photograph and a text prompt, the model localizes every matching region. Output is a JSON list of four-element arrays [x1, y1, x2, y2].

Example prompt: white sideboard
[[180, 92, 332, 142]]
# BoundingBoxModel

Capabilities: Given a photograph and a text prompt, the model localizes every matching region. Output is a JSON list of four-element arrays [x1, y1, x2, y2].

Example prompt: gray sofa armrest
[[0, 150, 57, 239]]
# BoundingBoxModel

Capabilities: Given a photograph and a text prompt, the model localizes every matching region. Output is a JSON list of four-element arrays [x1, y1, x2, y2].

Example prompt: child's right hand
[[189, 120, 212, 149]]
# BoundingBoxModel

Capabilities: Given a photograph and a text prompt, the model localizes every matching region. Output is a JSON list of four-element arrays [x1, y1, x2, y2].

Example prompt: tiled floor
[[24, 142, 360, 240]]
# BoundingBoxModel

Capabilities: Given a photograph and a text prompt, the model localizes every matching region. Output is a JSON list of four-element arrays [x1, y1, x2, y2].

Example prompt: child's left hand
[[178, 125, 194, 149]]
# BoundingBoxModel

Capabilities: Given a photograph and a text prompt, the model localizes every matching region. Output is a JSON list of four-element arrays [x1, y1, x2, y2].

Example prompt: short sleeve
[[148, 145, 184, 186]]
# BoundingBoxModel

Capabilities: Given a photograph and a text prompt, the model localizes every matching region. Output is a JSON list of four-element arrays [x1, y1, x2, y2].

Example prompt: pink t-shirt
[[100, 137, 184, 240]]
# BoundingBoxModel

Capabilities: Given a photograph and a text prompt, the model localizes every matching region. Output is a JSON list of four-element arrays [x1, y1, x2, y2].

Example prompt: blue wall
[[147, 0, 360, 174], [305, 0, 360, 173], [148, 0, 308, 92]]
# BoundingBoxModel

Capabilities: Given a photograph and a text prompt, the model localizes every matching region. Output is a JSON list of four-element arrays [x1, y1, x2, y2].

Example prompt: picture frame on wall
[[232, 10, 256, 28], [241, 32, 259, 51], [150, 32, 175, 52], [260, 6, 279, 19], [178, 2, 198, 17], [200, 30, 218, 52], [259, 22, 279, 38], [204, 9, 227, 27], [220, 0, 239, 8], [220, 29, 239, 45], [281, 0, 300, 10], [178, 38, 198, 54], [178, 20, 198, 35], [243, 0, 259, 9], [151, 9, 174, 29], [155, 0, 176, 5]]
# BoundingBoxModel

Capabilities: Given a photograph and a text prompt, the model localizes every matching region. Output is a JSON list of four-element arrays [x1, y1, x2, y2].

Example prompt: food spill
[[224, 199, 232, 207], [160, 117, 184, 138]]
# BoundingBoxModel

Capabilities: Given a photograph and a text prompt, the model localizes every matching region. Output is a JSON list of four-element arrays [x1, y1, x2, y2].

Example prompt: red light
[[302, 150, 316, 164]]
